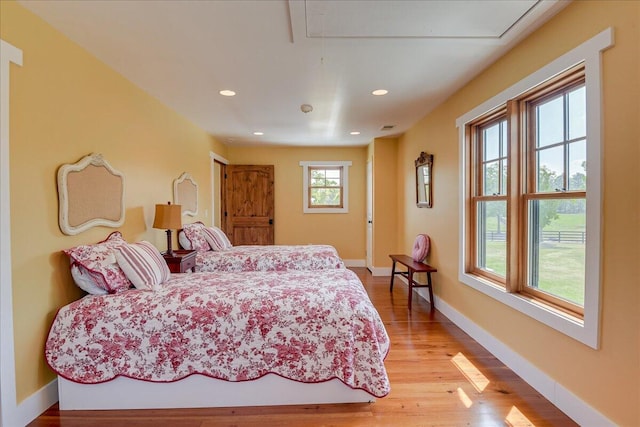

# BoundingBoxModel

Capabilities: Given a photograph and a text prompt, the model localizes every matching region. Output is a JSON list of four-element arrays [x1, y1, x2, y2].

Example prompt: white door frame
[[366, 160, 373, 271], [209, 151, 229, 227]]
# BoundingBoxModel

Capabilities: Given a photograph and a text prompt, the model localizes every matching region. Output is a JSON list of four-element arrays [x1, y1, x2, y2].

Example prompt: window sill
[[303, 207, 348, 214], [459, 272, 595, 348]]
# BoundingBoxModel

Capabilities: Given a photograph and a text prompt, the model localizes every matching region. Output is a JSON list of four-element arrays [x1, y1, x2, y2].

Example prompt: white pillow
[[70, 264, 108, 295], [114, 241, 171, 290], [201, 226, 233, 251], [178, 230, 192, 250]]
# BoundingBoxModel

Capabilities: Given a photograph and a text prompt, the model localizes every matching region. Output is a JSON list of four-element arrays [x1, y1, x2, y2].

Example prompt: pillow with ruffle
[[181, 222, 211, 252], [63, 231, 132, 294], [201, 226, 233, 251]]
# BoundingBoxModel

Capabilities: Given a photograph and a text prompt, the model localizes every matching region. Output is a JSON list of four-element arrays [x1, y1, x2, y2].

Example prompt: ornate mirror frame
[[415, 152, 433, 208], [173, 172, 198, 216], [57, 153, 126, 235]]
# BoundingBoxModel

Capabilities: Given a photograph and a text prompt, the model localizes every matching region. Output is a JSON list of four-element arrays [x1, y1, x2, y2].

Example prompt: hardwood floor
[[30, 268, 577, 427]]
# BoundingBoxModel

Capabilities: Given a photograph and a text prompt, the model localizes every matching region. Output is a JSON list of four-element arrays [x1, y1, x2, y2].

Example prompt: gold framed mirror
[[415, 152, 433, 208]]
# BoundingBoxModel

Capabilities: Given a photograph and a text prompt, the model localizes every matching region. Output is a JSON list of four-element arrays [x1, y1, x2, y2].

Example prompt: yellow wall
[[1, 1, 228, 403], [226, 146, 367, 260], [397, 1, 639, 425]]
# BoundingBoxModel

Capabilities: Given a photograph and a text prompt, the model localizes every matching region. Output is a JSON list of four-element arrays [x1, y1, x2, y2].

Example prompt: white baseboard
[[417, 292, 614, 427], [14, 378, 58, 426], [343, 259, 365, 267], [368, 266, 392, 276]]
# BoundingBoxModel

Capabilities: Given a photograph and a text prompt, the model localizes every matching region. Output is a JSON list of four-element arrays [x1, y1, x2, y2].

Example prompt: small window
[[300, 161, 351, 213]]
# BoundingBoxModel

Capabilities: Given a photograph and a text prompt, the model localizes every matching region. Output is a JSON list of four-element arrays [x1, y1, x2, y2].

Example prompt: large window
[[468, 68, 586, 316], [299, 161, 351, 213], [457, 28, 612, 349]]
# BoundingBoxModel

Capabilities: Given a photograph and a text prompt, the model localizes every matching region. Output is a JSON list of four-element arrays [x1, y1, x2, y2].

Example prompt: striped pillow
[[114, 241, 171, 290], [201, 226, 233, 251]]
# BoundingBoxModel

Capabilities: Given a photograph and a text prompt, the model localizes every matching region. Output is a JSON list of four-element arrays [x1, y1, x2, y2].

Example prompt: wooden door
[[223, 165, 274, 245]]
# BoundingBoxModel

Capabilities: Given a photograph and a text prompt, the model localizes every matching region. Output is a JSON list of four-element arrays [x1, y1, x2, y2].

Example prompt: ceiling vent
[[380, 125, 395, 131]]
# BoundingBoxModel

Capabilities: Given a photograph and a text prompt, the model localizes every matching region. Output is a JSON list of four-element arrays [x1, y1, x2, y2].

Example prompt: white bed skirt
[[58, 374, 376, 410]]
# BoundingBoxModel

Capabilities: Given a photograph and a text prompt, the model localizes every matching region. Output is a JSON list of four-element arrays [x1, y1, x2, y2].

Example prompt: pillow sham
[[181, 222, 211, 252], [63, 231, 132, 294], [201, 226, 233, 251], [114, 241, 171, 290], [178, 230, 192, 250], [70, 264, 108, 295]]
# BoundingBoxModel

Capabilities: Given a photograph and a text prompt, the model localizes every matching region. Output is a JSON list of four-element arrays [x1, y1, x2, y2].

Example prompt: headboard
[[57, 153, 125, 235]]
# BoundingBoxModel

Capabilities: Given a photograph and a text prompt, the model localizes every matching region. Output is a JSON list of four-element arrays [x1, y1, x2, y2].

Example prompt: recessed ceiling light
[[219, 90, 236, 97], [253, 131, 264, 136], [350, 131, 361, 135], [372, 89, 388, 96]]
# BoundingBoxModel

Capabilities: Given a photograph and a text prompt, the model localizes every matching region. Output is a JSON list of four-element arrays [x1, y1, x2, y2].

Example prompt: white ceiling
[[18, 0, 567, 147]]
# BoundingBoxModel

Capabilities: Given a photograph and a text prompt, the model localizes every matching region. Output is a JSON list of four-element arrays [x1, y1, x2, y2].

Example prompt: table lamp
[[152, 202, 182, 256]]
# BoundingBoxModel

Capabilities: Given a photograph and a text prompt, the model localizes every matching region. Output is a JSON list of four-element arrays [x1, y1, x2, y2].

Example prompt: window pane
[[500, 159, 507, 195], [537, 146, 564, 192], [527, 199, 585, 305], [483, 161, 500, 195], [311, 177, 325, 186], [310, 188, 341, 206], [483, 123, 500, 161], [325, 169, 341, 180], [476, 200, 506, 278], [536, 95, 564, 148], [568, 86, 586, 140], [568, 140, 587, 191], [501, 121, 508, 158]]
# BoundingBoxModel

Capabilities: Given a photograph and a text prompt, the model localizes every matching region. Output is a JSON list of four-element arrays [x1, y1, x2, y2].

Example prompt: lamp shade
[[152, 203, 182, 230]]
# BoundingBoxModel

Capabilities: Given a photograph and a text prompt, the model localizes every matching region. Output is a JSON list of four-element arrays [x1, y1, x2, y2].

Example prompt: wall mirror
[[415, 152, 433, 208]]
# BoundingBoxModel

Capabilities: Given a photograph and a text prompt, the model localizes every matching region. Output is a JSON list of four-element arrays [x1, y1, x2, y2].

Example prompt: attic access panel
[[304, 0, 538, 39]]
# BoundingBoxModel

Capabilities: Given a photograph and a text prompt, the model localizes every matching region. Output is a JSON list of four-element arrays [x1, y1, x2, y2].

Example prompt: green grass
[[481, 214, 586, 306]]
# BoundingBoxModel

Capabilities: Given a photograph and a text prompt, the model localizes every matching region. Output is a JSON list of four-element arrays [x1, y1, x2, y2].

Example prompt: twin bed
[[47, 226, 390, 410]]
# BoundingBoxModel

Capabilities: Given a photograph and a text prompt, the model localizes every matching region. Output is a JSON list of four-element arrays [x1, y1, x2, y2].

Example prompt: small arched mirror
[[416, 152, 433, 208]]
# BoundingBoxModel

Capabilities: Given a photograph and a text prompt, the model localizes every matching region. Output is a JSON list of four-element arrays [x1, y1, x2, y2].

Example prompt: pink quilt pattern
[[46, 269, 390, 397], [196, 245, 345, 272]]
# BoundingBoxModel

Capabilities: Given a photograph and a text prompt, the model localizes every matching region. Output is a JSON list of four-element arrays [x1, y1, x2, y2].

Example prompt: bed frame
[[58, 374, 375, 410]]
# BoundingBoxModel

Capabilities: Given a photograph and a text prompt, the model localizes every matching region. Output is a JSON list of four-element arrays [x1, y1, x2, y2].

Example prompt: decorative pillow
[[70, 264, 108, 295], [178, 230, 192, 250], [201, 226, 233, 251], [114, 241, 171, 290], [181, 222, 211, 252], [412, 234, 431, 262], [63, 231, 132, 294]]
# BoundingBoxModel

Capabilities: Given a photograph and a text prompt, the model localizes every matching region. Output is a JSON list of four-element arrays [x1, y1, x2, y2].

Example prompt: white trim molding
[[455, 28, 613, 349], [0, 38, 23, 427]]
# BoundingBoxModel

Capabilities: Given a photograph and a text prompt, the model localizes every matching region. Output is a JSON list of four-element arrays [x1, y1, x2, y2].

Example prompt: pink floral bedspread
[[196, 245, 345, 272], [46, 269, 390, 397]]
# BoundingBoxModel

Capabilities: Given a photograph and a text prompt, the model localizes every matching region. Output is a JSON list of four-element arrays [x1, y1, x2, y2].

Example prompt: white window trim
[[455, 28, 613, 349], [299, 161, 351, 214]]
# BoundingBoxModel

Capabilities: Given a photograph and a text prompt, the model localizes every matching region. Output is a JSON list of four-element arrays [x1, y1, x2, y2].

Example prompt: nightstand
[[163, 249, 196, 273]]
